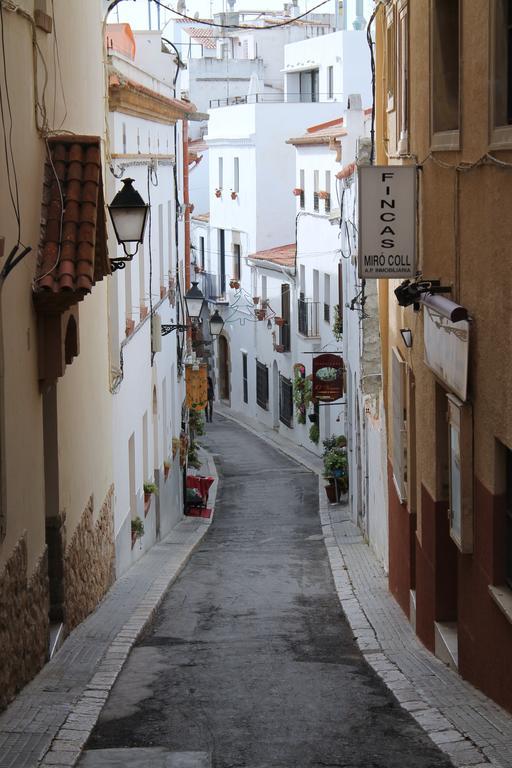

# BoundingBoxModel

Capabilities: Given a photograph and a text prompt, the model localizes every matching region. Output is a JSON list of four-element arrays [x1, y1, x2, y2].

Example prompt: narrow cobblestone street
[[79, 416, 452, 768]]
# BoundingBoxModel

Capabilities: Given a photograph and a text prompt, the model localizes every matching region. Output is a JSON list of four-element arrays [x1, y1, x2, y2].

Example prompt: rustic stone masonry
[[0, 537, 49, 711], [64, 485, 115, 632]]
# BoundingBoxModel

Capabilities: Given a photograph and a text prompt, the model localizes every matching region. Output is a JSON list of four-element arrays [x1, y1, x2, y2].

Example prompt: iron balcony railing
[[209, 92, 343, 108], [298, 298, 320, 337]]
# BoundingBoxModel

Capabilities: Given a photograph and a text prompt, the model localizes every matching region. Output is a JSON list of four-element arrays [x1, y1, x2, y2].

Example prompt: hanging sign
[[312, 354, 344, 402], [358, 165, 417, 279], [186, 363, 207, 411]]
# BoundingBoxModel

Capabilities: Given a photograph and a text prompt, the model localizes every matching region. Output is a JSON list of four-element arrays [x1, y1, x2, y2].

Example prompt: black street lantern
[[185, 281, 206, 320], [209, 309, 224, 337], [108, 178, 149, 269]]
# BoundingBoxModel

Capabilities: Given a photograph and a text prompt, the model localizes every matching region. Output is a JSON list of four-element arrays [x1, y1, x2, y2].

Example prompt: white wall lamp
[[209, 309, 225, 337], [400, 328, 413, 348]]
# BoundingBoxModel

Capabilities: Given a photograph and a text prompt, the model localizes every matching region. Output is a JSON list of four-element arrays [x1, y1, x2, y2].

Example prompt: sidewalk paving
[[216, 404, 512, 768], [0, 451, 217, 768]]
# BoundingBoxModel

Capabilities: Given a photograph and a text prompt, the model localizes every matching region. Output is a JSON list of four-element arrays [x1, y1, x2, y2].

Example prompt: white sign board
[[358, 165, 417, 279], [423, 308, 469, 401]]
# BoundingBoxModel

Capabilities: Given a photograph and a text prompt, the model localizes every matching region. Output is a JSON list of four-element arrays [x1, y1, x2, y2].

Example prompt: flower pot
[[292, 188, 303, 196], [229, 280, 240, 289], [274, 344, 285, 353], [215, 189, 222, 198], [325, 484, 337, 503], [308, 413, 318, 423], [255, 309, 266, 321], [231, 191, 238, 200], [274, 317, 285, 327], [140, 305, 148, 321], [160, 285, 167, 299], [252, 296, 260, 305], [125, 318, 135, 337]]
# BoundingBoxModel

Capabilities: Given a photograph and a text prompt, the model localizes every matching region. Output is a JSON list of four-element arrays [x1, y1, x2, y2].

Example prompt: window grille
[[242, 352, 248, 404]]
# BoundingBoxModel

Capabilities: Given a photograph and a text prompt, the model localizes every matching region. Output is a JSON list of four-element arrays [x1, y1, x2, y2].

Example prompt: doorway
[[218, 335, 230, 401]]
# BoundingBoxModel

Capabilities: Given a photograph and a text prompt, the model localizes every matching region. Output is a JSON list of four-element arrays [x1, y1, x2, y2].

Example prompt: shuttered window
[[279, 375, 293, 428], [256, 361, 269, 410], [391, 347, 407, 502]]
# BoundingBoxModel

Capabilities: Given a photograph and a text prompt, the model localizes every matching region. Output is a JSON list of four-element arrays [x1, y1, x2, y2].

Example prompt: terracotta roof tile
[[183, 26, 216, 49], [248, 243, 295, 268], [33, 136, 110, 314]]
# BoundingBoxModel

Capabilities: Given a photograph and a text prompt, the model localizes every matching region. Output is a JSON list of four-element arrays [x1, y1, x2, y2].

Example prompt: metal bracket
[[161, 323, 189, 336]]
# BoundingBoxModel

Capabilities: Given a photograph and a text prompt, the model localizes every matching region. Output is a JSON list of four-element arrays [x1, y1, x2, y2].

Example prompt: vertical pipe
[[183, 119, 191, 291], [148, 0, 152, 29]]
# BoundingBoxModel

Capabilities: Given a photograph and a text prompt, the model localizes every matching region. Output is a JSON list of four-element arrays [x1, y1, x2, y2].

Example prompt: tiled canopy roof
[[248, 243, 295, 267], [183, 26, 216, 49], [33, 136, 110, 314]]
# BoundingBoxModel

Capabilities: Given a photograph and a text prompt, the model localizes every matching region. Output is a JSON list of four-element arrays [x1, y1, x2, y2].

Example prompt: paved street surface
[[81, 416, 451, 768]]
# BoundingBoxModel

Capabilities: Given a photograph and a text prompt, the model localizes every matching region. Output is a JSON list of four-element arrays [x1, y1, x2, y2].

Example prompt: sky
[[112, 0, 335, 29]]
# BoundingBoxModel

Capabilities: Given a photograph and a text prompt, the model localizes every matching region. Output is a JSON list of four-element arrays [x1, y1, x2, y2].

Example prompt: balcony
[[298, 298, 320, 338], [209, 92, 338, 108], [201, 271, 227, 303]]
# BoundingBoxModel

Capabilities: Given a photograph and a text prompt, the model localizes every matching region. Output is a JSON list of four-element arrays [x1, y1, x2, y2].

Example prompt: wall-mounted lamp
[[184, 281, 206, 320], [209, 309, 224, 337], [394, 279, 451, 308], [400, 328, 413, 348], [108, 178, 149, 270]]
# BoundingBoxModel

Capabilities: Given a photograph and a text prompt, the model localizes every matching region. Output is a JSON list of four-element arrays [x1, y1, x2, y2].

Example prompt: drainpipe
[[183, 118, 191, 291]]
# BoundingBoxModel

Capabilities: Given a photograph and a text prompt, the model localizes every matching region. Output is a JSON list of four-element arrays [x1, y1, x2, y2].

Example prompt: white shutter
[[392, 347, 407, 502]]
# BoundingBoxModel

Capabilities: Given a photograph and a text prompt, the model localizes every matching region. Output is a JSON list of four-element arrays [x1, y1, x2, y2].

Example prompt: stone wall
[[64, 485, 115, 632], [0, 537, 49, 711]]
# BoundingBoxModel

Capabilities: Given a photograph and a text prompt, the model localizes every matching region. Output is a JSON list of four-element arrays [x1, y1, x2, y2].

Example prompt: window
[[158, 204, 164, 288], [327, 65, 334, 99], [300, 69, 319, 102], [256, 361, 269, 410], [447, 394, 473, 553], [218, 156, 223, 188], [299, 169, 305, 209], [391, 347, 407, 502], [219, 229, 226, 295], [313, 170, 320, 211], [386, 5, 396, 110], [233, 156, 239, 192], [397, 0, 409, 154], [233, 243, 241, 280], [122, 122, 127, 154], [431, 0, 460, 149], [280, 284, 291, 351], [491, 0, 512, 146], [324, 170, 331, 213], [199, 236, 205, 270], [242, 353, 248, 403], [324, 273, 331, 323], [279, 375, 293, 427], [261, 275, 267, 302]]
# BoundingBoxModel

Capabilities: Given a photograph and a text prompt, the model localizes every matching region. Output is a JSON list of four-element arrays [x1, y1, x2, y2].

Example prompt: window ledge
[[431, 130, 460, 152], [489, 584, 512, 625]]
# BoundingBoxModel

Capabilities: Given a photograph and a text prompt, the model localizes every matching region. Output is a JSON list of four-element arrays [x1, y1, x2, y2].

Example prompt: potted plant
[[255, 308, 266, 320], [333, 304, 343, 341], [252, 296, 260, 305], [229, 278, 240, 289], [292, 187, 303, 196], [231, 190, 238, 200], [131, 516, 144, 548], [309, 422, 319, 445], [274, 316, 285, 327], [274, 343, 285, 353], [293, 364, 312, 425], [322, 436, 349, 500], [143, 481, 158, 504], [215, 188, 222, 198], [163, 459, 171, 480], [187, 440, 201, 470]]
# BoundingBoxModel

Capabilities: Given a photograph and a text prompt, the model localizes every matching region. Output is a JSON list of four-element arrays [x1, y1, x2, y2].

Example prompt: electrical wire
[[151, 0, 331, 31], [0, 2, 21, 247], [366, 3, 379, 165]]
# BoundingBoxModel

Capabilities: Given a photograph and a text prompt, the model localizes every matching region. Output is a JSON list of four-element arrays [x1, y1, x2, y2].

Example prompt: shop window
[[447, 394, 473, 553], [431, 0, 460, 150], [491, 0, 512, 146]]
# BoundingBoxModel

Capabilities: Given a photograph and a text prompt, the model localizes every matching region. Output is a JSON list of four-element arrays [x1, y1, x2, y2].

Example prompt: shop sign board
[[186, 363, 207, 411], [358, 165, 417, 279], [423, 308, 469, 401], [312, 354, 344, 402]]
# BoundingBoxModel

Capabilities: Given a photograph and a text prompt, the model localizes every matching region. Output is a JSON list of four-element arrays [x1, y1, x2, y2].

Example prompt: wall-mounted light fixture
[[184, 281, 206, 320], [209, 309, 224, 337], [108, 178, 149, 270], [394, 279, 451, 308], [400, 328, 413, 348]]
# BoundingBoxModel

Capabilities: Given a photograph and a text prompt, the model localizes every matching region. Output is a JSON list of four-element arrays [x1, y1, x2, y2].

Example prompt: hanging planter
[[229, 279, 240, 289], [308, 412, 318, 423], [274, 316, 285, 327], [274, 344, 285, 353], [215, 188, 222, 198], [255, 308, 266, 321], [292, 187, 303, 196], [252, 296, 260, 305], [231, 191, 238, 200]]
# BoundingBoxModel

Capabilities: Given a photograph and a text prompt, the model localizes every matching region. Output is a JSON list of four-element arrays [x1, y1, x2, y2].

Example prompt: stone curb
[[38, 449, 219, 768], [215, 411, 499, 768]]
